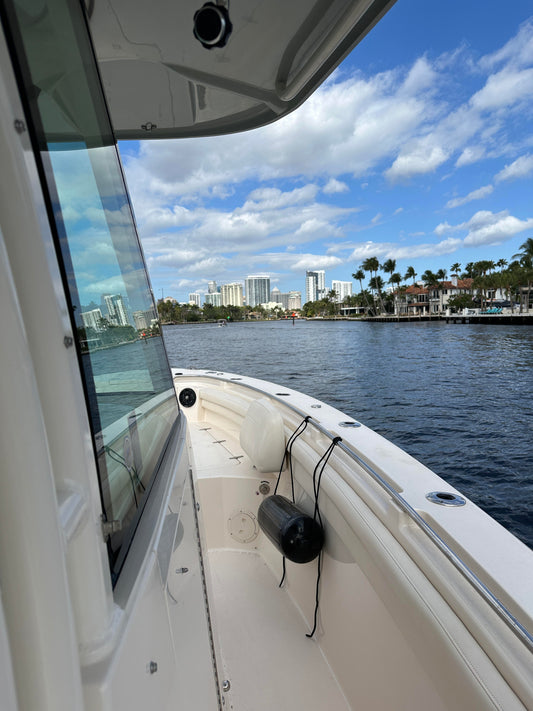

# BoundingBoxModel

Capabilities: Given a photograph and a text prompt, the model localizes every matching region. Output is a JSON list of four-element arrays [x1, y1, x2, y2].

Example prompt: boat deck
[[186, 417, 349, 709], [208, 548, 349, 711], [181, 379, 533, 711]]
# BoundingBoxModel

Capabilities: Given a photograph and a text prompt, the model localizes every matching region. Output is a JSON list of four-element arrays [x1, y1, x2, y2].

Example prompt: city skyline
[[185, 275, 302, 307], [119, 0, 533, 304]]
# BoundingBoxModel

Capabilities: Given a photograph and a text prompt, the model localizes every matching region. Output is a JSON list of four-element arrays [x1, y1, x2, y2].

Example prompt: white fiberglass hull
[[174, 368, 533, 710]]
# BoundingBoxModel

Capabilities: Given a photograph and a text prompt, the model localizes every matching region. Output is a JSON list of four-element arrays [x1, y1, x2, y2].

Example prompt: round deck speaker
[[179, 387, 197, 407]]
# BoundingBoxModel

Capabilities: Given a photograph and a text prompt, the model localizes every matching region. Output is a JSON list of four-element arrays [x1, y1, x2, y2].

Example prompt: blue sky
[[119, 0, 533, 303]]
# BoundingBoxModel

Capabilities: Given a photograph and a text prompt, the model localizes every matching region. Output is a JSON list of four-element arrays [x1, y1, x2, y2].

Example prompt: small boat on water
[[0, 1, 532, 710]]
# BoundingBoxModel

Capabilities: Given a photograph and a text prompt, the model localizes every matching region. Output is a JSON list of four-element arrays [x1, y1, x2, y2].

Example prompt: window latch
[[101, 516, 122, 540]]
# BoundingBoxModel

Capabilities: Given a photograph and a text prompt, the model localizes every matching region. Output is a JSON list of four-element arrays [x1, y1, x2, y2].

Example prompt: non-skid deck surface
[[188, 421, 247, 476], [208, 549, 350, 711]]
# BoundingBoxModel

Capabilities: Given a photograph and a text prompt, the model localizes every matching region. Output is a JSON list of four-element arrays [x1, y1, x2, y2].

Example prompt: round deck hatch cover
[[228, 511, 258, 543]]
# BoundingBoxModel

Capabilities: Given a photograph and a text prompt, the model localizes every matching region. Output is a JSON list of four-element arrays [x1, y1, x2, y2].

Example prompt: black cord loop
[[306, 436, 342, 639], [274, 415, 311, 498], [272, 422, 342, 639]]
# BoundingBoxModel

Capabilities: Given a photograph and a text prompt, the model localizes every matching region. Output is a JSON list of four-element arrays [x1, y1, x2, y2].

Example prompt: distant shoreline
[[162, 313, 533, 326]]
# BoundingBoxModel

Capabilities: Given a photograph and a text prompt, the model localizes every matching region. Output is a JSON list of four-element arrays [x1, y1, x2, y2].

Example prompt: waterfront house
[[395, 276, 475, 315], [428, 276, 474, 313], [397, 284, 429, 315]]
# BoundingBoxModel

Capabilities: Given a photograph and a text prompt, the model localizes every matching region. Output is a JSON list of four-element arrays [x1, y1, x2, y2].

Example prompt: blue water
[[163, 320, 533, 549]]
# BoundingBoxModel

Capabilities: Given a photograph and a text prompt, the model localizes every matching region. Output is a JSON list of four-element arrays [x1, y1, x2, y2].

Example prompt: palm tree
[[405, 265, 417, 285], [382, 258, 396, 280], [450, 262, 461, 275], [496, 258, 508, 271], [463, 262, 475, 278], [352, 268, 365, 292], [362, 256, 380, 281], [328, 289, 339, 317], [513, 238, 533, 311], [422, 270, 439, 314], [389, 272, 402, 314], [473, 261, 495, 309], [369, 275, 385, 314], [513, 237, 533, 263], [435, 268, 447, 312], [352, 268, 371, 314], [362, 257, 380, 313]]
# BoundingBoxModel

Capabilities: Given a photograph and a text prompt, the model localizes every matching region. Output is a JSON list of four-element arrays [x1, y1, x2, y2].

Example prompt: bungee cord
[[272, 417, 342, 638]]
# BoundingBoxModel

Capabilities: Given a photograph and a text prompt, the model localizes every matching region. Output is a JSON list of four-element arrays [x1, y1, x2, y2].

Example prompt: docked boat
[[0, 1, 532, 710]]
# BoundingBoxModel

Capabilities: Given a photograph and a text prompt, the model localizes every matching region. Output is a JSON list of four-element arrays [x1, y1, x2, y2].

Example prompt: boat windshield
[[2, 0, 180, 583]]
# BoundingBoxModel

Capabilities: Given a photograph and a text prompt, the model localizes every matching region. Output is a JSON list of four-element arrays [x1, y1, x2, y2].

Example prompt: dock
[[444, 313, 533, 325], [358, 313, 533, 324]]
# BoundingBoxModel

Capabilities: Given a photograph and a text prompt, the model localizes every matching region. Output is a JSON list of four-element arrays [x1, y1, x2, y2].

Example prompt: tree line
[[347, 237, 533, 315], [157, 300, 288, 323], [158, 237, 533, 321]]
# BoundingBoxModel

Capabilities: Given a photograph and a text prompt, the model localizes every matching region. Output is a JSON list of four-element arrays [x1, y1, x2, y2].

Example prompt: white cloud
[[401, 56, 439, 95], [347, 241, 394, 262], [435, 210, 533, 247], [463, 211, 533, 246], [347, 236, 463, 263], [455, 146, 486, 167], [389, 238, 463, 259], [141, 205, 195, 233], [479, 19, 533, 71], [446, 184, 494, 208], [323, 178, 349, 194], [238, 185, 319, 212], [434, 221, 453, 236], [290, 254, 343, 271], [470, 68, 533, 111], [495, 153, 533, 181], [386, 145, 449, 181]]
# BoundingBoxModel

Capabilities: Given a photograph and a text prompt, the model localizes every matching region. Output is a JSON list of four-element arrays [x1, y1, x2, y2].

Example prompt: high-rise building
[[207, 280, 217, 294], [204, 292, 222, 307], [270, 286, 282, 303], [133, 309, 157, 330], [305, 270, 326, 303], [269, 288, 301, 310], [221, 282, 244, 307], [287, 291, 302, 311], [104, 294, 130, 326], [316, 270, 326, 299], [188, 292, 202, 307], [332, 280, 353, 303], [81, 308, 103, 331], [305, 271, 318, 303], [245, 275, 270, 307]]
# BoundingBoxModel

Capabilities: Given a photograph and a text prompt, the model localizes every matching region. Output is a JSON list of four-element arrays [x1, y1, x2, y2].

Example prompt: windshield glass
[[4, 0, 180, 582]]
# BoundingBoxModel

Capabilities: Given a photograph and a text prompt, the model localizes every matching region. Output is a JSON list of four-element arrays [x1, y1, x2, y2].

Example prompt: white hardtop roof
[[87, 0, 396, 139]]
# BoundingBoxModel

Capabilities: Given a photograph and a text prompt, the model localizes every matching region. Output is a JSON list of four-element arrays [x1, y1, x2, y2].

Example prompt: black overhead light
[[193, 2, 232, 49]]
